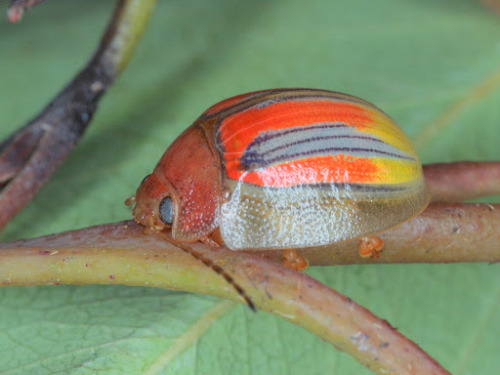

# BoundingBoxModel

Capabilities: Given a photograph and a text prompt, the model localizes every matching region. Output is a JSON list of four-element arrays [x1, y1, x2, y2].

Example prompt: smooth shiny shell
[[131, 88, 430, 249]]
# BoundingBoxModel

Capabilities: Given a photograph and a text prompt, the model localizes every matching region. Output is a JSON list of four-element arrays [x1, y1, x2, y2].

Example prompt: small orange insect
[[127, 88, 430, 308]]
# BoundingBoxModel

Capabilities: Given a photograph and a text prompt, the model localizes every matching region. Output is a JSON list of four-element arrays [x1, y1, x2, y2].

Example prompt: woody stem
[[0, 0, 157, 233]]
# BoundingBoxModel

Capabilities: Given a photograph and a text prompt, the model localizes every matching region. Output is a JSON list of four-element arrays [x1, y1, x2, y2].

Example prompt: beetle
[[127, 88, 430, 271]]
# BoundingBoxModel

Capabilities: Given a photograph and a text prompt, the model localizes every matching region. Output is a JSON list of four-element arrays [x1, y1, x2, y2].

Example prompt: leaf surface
[[0, 0, 499, 374]]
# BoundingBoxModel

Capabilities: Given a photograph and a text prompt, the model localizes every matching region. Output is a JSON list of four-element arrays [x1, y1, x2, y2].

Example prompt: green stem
[[0, 222, 450, 375], [98, 0, 158, 75]]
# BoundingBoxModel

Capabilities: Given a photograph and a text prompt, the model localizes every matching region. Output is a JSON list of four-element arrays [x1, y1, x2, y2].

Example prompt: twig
[[0, 0, 157, 233], [0, 222, 451, 375], [424, 161, 500, 202]]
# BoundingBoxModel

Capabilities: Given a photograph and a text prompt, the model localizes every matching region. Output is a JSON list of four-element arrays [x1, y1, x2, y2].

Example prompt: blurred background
[[0, 1, 499, 374]]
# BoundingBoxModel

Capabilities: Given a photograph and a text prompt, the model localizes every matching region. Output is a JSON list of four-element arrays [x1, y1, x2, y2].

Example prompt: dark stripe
[[239, 122, 414, 170], [241, 146, 414, 170], [244, 180, 417, 193], [249, 123, 351, 143], [244, 135, 385, 160]]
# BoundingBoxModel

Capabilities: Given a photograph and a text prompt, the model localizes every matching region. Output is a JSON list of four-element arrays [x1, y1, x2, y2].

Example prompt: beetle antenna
[[161, 233, 257, 312]]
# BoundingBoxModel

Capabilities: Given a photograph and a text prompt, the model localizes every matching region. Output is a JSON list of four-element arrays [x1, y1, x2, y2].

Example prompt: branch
[[424, 161, 500, 202], [0, 221, 451, 375], [0, 0, 157, 232]]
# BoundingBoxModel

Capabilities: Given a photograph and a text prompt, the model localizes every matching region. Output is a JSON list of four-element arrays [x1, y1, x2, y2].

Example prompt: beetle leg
[[358, 236, 384, 258], [282, 249, 309, 271], [201, 236, 221, 248]]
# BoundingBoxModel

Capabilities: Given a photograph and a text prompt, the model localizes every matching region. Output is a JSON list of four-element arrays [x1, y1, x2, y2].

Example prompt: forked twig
[[0, 0, 157, 232], [0, 221, 452, 375]]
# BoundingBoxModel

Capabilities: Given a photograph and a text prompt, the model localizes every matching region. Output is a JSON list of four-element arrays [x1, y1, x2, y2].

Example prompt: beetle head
[[128, 173, 179, 234], [127, 124, 222, 241]]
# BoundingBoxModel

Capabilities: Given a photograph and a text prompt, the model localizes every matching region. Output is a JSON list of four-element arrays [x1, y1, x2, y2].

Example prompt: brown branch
[[0, 222, 451, 375], [424, 161, 500, 202], [0, 0, 156, 233], [7, 0, 46, 22]]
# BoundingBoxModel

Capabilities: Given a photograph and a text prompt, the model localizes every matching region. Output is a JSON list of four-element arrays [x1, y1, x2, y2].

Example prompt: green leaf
[[0, 0, 499, 374]]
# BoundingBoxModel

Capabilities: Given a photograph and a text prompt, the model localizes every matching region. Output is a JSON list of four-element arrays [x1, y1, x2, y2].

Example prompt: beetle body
[[131, 88, 430, 251]]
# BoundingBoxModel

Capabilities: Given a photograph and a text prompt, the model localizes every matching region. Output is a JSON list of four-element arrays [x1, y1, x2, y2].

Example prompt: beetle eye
[[159, 196, 174, 225]]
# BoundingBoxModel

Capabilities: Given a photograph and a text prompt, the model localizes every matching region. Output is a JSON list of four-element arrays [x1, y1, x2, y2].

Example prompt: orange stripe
[[226, 155, 381, 187], [220, 100, 373, 157]]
